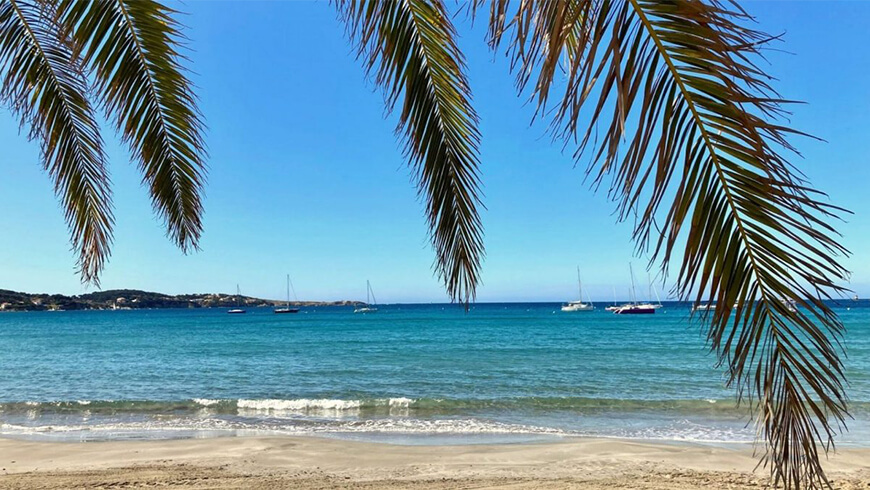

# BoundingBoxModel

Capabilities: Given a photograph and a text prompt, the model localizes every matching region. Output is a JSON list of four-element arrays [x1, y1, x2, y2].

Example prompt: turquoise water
[[1, 303, 868, 445]]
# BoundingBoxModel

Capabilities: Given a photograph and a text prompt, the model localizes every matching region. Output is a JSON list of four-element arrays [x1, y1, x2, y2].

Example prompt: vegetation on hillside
[[0, 289, 360, 311]]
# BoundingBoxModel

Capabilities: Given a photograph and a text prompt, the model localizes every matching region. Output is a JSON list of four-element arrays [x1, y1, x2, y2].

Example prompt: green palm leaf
[[485, 0, 849, 487], [0, 0, 113, 285], [336, 0, 484, 305], [58, 0, 206, 253]]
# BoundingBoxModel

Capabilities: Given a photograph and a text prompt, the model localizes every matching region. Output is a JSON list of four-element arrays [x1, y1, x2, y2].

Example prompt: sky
[[0, 1, 868, 303]]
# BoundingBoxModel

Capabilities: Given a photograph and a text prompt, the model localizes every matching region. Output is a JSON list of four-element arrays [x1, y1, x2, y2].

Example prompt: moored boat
[[354, 280, 379, 313], [227, 285, 246, 314], [562, 301, 593, 312], [611, 264, 658, 315], [274, 274, 300, 314], [561, 267, 594, 312], [605, 287, 620, 311], [613, 304, 656, 314], [273, 308, 299, 314]]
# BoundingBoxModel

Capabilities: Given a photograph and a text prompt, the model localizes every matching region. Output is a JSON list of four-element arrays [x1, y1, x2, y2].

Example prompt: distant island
[[0, 289, 363, 312]]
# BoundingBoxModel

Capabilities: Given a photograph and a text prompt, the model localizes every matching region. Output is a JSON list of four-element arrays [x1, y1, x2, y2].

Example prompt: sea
[[1, 302, 868, 446]]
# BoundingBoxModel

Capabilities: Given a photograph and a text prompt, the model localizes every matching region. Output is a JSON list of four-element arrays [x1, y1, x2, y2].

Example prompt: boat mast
[[290, 277, 298, 302], [646, 272, 663, 306], [236, 284, 241, 308], [369, 281, 378, 306], [576, 266, 582, 302], [286, 274, 290, 308], [648, 273, 653, 304], [629, 263, 638, 305]]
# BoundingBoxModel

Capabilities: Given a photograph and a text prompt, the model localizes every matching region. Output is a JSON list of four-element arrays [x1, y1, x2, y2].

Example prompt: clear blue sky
[[0, 1, 868, 303]]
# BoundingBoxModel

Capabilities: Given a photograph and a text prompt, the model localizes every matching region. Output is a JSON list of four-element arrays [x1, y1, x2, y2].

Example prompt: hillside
[[0, 289, 361, 312]]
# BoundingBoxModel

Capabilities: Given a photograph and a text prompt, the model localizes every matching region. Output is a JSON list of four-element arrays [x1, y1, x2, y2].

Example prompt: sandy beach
[[0, 436, 868, 489]]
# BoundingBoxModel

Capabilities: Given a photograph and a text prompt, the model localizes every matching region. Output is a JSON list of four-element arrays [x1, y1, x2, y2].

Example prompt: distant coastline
[[0, 289, 362, 312], [0, 291, 862, 312]]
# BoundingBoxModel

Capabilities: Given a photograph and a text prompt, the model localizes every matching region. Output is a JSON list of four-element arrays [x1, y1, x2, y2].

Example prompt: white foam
[[595, 419, 753, 444], [193, 399, 221, 407], [388, 398, 414, 407], [0, 417, 566, 438], [318, 418, 565, 435], [237, 399, 362, 411]]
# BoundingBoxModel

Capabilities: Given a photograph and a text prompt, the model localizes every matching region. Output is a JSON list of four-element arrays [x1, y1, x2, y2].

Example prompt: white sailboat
[[354, 280, 378, 313], [634, 274, 663, 311], [274, 274, 300, 314], [227, 284, 246, 314], [561, 267, 594, 312], [605, 286, 620, 311], [693, 301, 742, 312]]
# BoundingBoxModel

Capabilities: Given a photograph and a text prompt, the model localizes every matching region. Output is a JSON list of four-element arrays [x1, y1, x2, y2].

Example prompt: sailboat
[[612, 265, 656, 315], [561, 267, 594, 312], [274, 274, 300, 314], [354, 280, 378, 313], [227, 284, 246, 314], [605, 286, 620, 311], [634, 274, 663, 311]]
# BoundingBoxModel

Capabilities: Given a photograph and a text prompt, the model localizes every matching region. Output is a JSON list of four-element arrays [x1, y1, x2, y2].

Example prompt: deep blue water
[[0, 302, 867, 445]]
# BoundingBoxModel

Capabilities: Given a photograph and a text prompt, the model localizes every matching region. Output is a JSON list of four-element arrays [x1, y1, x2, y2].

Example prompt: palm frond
[[335, 0, 485, 306], [0, 0, 113, 285], [486, 0, 849, 487], [57, 0, 206, 253]]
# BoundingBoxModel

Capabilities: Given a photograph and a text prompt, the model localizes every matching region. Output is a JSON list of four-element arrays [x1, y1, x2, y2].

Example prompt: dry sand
[[0, 436, 868, 489]]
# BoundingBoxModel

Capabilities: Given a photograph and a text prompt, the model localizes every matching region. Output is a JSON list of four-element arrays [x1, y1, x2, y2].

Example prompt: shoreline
[[1, 435, 868, 489]]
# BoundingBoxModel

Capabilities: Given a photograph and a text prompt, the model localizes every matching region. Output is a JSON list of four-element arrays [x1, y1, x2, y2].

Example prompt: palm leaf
[[57, 0, 206, 253], [0, 0, 113, 285], [336, 0, 484, 306], [484, 0, 849, 488]]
